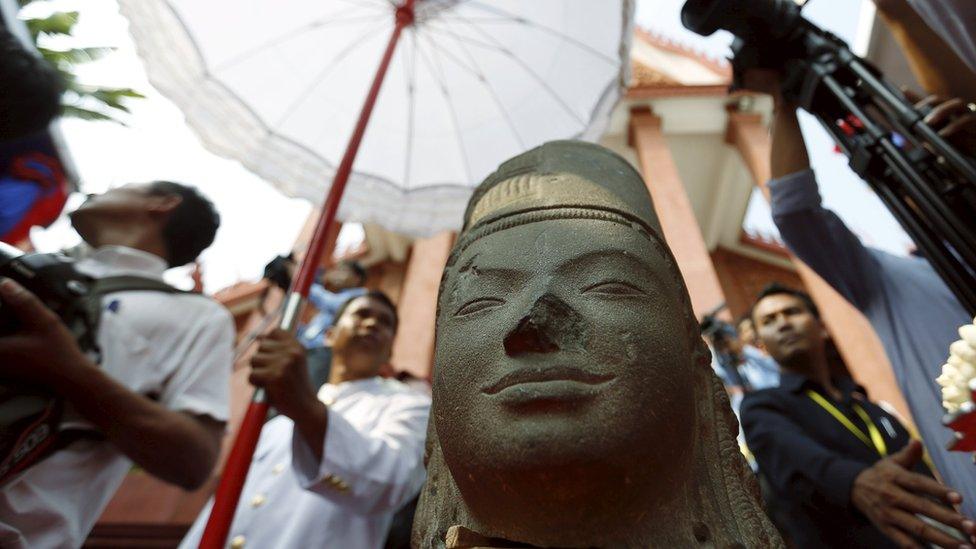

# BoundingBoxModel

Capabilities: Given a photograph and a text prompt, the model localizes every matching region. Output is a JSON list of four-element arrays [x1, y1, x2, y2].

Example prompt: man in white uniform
[[0, 181, 233, 548], [180, 291, 430, 549]]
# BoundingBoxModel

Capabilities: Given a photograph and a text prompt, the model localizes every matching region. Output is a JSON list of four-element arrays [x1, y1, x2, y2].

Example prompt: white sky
[[21, 0, 911, 292]]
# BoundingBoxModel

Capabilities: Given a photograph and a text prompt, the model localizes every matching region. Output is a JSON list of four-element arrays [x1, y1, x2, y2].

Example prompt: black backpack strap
[[89, 275, 189, 297]]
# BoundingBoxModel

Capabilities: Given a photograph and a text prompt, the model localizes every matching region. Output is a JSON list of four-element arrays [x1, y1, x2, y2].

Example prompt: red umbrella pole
[[199, 2, 416, 547]]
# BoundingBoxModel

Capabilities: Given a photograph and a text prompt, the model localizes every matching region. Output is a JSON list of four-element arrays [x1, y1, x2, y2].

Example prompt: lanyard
[[807, 390, 888, 457]]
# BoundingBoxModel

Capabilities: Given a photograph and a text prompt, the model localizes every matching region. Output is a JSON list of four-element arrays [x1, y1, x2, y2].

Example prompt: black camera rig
[[682, 0, 976, 315]]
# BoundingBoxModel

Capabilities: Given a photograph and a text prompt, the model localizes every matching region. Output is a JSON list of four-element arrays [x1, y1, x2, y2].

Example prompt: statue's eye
[[454, 297, 506, 317], [582, 281, 646, 297]]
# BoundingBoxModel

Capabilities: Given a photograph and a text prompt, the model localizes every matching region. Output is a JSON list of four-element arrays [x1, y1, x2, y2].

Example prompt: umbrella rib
[[415, 32, 473, 184], [458, 1, 619, 66], [403, 29, 418, 188], [420, 26, 525, 149], [334, 0, 391, 10], [422, 24, 510, 54], [427, 21, 585, 126], [418, 34, 480, 78], [212, 10, 385, 74], [273, 19, 391, 128]]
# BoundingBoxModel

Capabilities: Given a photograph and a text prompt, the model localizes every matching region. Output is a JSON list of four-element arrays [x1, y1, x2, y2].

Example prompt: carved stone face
[[433, 213, 697, 528]]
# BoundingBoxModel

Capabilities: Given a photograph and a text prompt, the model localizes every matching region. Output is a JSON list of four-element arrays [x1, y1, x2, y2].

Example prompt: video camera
[[700, 303, 739, 355], [0, 242, 101, 485], [0, 242, 98, 349], [681, 0, 976, 315]]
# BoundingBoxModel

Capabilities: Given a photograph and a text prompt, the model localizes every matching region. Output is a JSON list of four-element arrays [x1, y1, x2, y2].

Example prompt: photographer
[[705, 318, 781, 394], [742, 69, 976, 516], [0, 181, 233, 548], [265, 255, 367, 387]]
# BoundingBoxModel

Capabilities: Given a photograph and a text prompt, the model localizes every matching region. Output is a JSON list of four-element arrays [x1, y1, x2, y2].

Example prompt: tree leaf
[[38, 46, 114, 67], [24, 11, 79, 41], [61, 105, 119, 123], [19, 0, 144, 126]]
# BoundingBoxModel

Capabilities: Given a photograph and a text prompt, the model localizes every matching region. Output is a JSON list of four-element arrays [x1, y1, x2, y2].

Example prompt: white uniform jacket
[[181, 377, 431, 549]]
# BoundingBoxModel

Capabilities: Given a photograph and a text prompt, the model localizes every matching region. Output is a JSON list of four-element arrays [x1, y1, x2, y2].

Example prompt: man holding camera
[[0, 181, 233, 547], [742, 68, 976, 519]]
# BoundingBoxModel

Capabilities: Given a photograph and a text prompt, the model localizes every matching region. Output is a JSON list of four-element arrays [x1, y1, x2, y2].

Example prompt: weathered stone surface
[[413, 141, 783, 548]]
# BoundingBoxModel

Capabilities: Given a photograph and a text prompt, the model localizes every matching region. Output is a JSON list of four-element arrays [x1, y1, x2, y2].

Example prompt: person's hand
[[871, 0, 917, 20], [249, 328, 321, 421], [740, 68, 785, 105], [904, 91, 976, 156], [0, 278, 93, 392], [852, 440, 976, 548]]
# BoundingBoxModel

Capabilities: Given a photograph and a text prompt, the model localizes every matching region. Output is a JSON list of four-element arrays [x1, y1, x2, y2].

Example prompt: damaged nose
[[503, 294, 588, 357]]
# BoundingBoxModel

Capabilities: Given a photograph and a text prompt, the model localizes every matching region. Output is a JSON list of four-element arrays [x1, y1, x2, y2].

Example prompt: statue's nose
[[503, 293, 588, 357]]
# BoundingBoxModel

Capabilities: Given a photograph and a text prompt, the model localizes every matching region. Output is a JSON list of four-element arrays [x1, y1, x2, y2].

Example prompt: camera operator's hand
[[852, 440, 976, 548], [740, 69, 785, 106], [905, 91, 976, 156], [250, 328, 321, 421], [0, 278, 94, 391]]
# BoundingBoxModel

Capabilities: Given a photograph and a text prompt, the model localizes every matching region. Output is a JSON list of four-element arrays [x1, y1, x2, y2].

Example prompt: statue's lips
[[481, 366, 615, 395]]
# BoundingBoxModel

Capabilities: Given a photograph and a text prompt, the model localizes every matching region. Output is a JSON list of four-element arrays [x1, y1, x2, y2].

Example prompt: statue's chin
[[447, 445, 684, 547]]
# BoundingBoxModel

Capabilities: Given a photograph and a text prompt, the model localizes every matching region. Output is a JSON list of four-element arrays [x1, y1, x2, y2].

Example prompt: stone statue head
[[413, 141, 782, 548]]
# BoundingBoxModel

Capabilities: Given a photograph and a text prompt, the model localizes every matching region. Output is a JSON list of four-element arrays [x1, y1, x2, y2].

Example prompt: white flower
[[961, 324, 976, 348], [950, 340, 976, 363], [939, 319, 976, 414], [943, 384, 970, 413]]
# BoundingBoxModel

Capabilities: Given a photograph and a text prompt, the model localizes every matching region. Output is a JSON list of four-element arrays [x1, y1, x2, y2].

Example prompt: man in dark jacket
[[742, 284, 975, 549]]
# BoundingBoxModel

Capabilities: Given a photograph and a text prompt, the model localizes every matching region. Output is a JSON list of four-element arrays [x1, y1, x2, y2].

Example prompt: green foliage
[[18, 1, 144, 124], [25, 10, 77, 40]]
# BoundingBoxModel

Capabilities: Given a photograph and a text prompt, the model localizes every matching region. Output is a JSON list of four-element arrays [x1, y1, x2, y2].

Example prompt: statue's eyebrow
[[457, 254, 529, 282], [459, 265, 530, 280], [554, 249, 663, 284]]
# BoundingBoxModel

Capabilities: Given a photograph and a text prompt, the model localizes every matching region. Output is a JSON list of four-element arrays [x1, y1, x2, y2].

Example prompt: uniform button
[[230, 534, 246, 548], [272, 463, 286, 475], [250, 494, 267, 508]]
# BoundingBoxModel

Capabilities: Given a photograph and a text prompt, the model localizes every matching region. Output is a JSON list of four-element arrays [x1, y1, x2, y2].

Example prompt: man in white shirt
[[180, 291, 431, 549], [0, 181, 234, 548]]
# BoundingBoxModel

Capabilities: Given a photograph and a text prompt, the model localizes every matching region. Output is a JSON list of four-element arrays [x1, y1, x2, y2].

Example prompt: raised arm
[[307, 283, 366, 315], [291, 395, 430, 514], [740, 72, 882, 310], [0, 279, 226, 489], [247, 328, 430, 514]]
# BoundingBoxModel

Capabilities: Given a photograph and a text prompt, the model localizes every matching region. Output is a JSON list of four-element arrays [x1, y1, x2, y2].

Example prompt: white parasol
[[119, 0, 634, 236]]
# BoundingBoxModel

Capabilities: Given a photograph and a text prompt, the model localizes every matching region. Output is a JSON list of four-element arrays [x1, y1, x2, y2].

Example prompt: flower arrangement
[[938, 318, 976, 452]]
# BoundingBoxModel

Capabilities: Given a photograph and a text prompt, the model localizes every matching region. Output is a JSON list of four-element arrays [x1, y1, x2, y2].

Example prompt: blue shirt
[[740, 345, 781, 391], [769, 169, 975, 515], [298, 286, 367, 349], [710, 345, 780, 392]]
